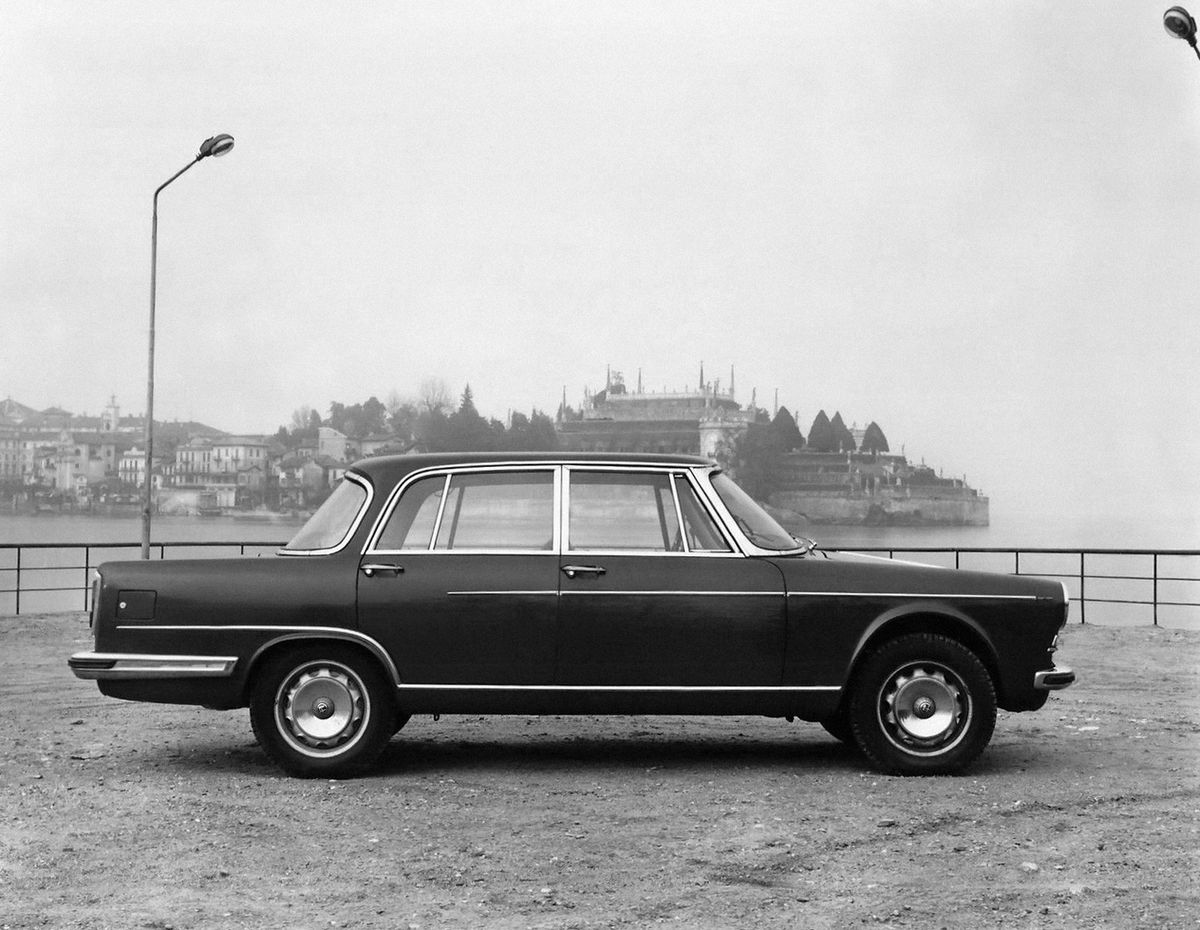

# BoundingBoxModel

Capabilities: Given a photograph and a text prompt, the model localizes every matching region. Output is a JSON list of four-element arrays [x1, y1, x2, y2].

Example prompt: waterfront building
[[556, 365, 755, 457], [0, 417, 20, 480]]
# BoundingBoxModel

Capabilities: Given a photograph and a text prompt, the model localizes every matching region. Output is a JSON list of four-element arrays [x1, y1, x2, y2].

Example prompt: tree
[[504, 409, 559, 451], [437, 384, 494, 451], [360, 396, 388, 435], [387, 400, 421, 446], [861, 421, 889, 454], [418, 377, 452, 415], [289, 406, 314, 432], [807, 410, 835, 452], [727, 422, 785, 500], [771, 406, 804, 451], [526, 410, 558, 450], [830, 412, 856, 453]]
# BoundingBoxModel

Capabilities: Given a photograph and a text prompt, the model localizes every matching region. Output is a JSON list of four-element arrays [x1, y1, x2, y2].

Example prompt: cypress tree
[[771, 406, 805, 451], [830, 412, 856, 452], [861, 421, 889, 454], [807, 410, 835, 453]]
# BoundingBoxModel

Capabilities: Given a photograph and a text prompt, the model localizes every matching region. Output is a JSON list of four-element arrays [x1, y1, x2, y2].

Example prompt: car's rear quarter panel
[[93, 554, 358, 707]]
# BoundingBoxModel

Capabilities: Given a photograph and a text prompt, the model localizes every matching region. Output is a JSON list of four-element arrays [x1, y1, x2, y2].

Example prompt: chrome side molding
[[68, 652, 237, 680]]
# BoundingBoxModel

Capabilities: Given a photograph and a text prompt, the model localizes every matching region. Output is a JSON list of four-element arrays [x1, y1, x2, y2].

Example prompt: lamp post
[[1164, 6, 1200, 61], [141, 134, 235, 559]]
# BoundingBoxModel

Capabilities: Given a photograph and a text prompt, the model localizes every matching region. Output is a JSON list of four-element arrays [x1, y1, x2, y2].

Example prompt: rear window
[[283, 476, 369, 551]]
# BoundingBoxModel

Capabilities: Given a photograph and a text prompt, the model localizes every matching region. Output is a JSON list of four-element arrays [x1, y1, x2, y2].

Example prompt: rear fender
[[241, 629, 401, 702]]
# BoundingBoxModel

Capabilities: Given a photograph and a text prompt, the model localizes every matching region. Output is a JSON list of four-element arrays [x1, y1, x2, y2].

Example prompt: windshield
[[283, 475, 369, 552], [709, 471, 801, 552]]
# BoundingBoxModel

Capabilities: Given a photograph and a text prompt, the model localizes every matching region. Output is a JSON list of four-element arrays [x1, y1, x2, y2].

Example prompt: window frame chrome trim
[[668, 473, 689, 552], [562, 464, 741, 556], [277, 471, 374, 558], [670, 471, 735, 554], [365, 464, 560, 556]]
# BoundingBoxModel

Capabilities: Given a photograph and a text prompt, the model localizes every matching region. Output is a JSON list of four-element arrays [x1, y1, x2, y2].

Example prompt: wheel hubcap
[[879, 662, 969, 753], [278, 663, 366, 754]]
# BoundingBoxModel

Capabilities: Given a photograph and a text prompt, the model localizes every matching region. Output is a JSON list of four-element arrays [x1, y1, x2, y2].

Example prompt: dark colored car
[[70, 453, 1074, 778]]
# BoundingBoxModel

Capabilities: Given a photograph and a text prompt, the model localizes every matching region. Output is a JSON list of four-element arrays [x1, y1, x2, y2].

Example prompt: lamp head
[[198, 134, 236, 159], [1164, 6, 1198, 44]]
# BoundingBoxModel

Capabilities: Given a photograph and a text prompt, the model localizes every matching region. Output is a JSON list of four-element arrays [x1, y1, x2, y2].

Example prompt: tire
[[848, 633, 996, 776], [819, 708, 856, 747], [249, 645, 396, 778]]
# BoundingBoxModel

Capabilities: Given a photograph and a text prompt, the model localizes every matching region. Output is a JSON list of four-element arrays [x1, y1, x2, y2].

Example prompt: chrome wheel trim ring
[[876, 661, 971, 757], [275, 660, 370, 758]]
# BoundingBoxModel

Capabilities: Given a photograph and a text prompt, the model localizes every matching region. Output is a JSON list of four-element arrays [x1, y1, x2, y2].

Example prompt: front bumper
[[68, 652, 238, 680], [1034, 666, 1076, 690]]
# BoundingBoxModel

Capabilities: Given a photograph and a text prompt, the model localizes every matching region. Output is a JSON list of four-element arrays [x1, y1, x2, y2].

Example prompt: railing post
[[1014, 551, 1021, 576], [955, 550, 960, 570], [84, 546, 91, 612], [15, 546, 20, 617], [1153, 553, 1159, 627], [1079, 551, 1086, 624]]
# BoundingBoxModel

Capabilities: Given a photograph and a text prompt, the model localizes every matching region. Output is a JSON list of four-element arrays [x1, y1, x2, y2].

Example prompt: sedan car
[[70, 452, 1074, 778]]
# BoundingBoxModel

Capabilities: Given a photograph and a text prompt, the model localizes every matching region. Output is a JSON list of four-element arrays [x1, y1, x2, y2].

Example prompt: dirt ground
[[1, 615, 1197, 930]]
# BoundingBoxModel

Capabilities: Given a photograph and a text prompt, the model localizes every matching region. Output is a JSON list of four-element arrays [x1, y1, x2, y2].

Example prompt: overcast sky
[[3, 2, 1197, 539]]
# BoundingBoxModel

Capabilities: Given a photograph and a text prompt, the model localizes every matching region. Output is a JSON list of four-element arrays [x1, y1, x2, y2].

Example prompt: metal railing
[[1, 541, 1197, 625], [837, 546, 1200, 625], [0, 540, 286, 616]]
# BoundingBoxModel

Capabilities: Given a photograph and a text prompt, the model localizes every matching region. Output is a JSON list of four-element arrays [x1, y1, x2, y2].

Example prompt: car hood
[[767, 549, 1066, 602]]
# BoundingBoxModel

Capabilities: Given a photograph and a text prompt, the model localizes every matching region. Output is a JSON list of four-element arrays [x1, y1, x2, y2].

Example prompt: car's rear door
[[357, 466, 560, 685], [555, 467, 786, 686]]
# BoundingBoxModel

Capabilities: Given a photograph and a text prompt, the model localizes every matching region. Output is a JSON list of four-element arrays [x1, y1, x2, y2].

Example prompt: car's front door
[[555, 468, 786, 686], [357, 468, 559, 685]]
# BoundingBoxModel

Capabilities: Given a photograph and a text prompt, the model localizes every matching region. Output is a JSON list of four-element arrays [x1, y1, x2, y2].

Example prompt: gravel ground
[[2, 615, 1197, 929]]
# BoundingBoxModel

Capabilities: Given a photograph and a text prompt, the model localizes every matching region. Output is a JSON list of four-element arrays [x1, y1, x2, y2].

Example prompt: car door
[[357, 467, 560, 685], [555, 467, 786, 686]]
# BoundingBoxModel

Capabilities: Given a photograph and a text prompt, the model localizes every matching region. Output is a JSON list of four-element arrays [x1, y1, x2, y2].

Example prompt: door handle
[[561, 564, 606, 579], [360, 563, 404, 578]]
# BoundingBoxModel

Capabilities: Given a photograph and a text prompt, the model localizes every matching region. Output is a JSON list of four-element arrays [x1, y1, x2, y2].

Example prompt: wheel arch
[[843, 604, 1003, 706], [241, 630, 401, 705]]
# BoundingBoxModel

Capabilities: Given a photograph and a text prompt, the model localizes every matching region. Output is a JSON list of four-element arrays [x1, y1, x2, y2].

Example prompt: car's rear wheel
[[249, 645, 396, 778], [848, 633, 996, 776]]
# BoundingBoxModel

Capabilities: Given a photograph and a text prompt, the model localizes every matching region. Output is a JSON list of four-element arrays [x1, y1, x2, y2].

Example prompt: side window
[[569, 471, 680, 551], [433, 471, 554, 551], [674, 476, 731, 552], [375, 475, 446, 550]]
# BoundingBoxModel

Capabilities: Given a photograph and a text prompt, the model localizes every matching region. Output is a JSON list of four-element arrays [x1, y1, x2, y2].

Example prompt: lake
[[2, 508, 1196, 626]]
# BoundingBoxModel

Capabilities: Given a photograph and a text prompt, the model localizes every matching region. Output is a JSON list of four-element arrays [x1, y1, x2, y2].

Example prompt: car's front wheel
[[249, 645, 396, 778], [819, 707, 856, 746], [848, 633, 996, 776]]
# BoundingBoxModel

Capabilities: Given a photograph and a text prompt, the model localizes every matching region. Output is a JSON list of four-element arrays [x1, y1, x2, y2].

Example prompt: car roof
[[351, 451, 715, 484]]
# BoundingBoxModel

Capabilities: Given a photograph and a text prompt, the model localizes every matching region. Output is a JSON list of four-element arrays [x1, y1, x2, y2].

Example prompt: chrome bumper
[[1034, 666, 1076, 690], [68, 652, 237, 680]]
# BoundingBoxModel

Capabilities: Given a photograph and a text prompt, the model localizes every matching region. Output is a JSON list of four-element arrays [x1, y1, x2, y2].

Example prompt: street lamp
[[1164, 6, 1200, 61], [142, 134, 235, 559]]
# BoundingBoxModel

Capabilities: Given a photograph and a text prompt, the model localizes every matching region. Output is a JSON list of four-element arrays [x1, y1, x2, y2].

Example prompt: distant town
[[0, 367, 987, 526]]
